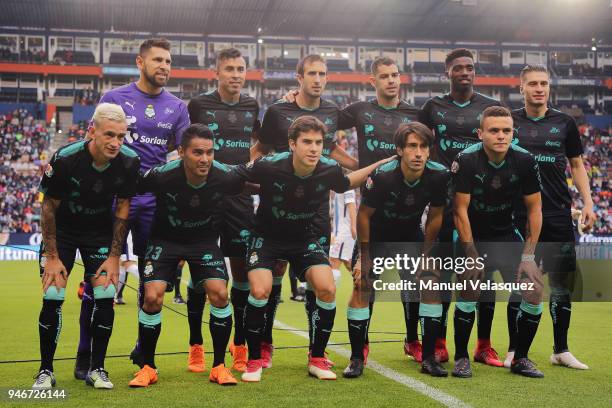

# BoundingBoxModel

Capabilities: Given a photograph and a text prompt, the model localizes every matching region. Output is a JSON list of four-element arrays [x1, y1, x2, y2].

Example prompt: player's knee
[[522, 281, 543, 304], [143, 290, 163, 310], [249, 285, 271, 300], [315, 285, 335, 303], [93, 284, 116, 299], [206, 287, 229, 307], [43, 286, 66, 301]]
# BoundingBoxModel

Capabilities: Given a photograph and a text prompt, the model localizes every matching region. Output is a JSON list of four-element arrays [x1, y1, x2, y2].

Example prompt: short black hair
[[216, 48, 243, 67], [393, 122, 434, 149], [288, 116, 327, 142], [297, 54, 327, 76], [139, 38, 171, 56], [520, 64, 549, 81], [180, 124, 214, 149], [445, 48, 474, 68], [371, 56, 397, 74], [480, 106, 512, 129]]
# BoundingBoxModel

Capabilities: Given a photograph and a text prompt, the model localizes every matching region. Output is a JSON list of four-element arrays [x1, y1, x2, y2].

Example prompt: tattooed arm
[[41, 196, 68, 293], [94, 198, 131, 288]]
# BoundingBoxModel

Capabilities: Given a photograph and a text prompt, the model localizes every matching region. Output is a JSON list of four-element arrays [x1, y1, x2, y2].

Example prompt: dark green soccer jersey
[[258, 99, 339, 156], [511, 107, 583, 217], [234, 152, 350, 240], [451, 143, 541, 239], [339, 99, 420, 168], [188, 90, 261, 165], [39, 140, 140, 234], [139, 159, 244, 243], [362, 157, 450, 242], [420, 92, 502, 168]]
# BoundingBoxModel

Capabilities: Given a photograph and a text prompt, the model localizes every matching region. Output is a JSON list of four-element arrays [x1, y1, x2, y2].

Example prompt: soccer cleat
[[435, 338, 449, 363], [504, 351, 515, 368], [114, 296, 126, 305], [130, 346, 144, 368], [32, 370, 56, 389], [74, 351, 90, 380], [342, 358, 364, 379], [129, 365, 158, 387], [404, 340, 423, 363], [550, 351, 589, 370], [290, 294, 305, 302], [474, 343, 504, 367], [261, 342, 274, 368], [452, 357, 472, 378], [308, 356, 337, 380], [173, 295, 185, 304], [308, 351, 336, 367], [363, 343, 370, 365], [421, 356, 448, 377], [188, 344, 206, 372], [77, 281, 85, 300], [511, 358, 544, 378], [241, 359, 263, 382], [209, 364, 238, 385], [86, 368, 114, 389], [229, 342, 248, 372]]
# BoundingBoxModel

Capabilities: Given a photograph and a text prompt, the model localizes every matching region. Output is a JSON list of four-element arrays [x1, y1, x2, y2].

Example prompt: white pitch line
[[274, 320, 471, 408]]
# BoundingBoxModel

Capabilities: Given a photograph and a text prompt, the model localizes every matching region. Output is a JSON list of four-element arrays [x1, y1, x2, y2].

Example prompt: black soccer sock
[[137, 259, 146, 310], [90, 294, 114, 370], [453, 301, 476, 360], [230, 282, 250, 346], [347, 307, 370, 360], [507, 293, 522, 352], [174, 266, 183, 298], [209, 304, 233, 367], [403, 301, 420, 343], [439, 301, 450, 340], [515, 301, 542, 360], [289, 272, 299, 297], [138, 309, 162, 369], [550, 291, 571, 353], [477, 301, 495, 341], [420, 303, 443, 361], [244, 295, 268, 360], [187, 286, 205, 346], [39, 296, 64, 372], [311, 299, 336, 358], [365, 300, 374, 345], [263, 280, 282, 344], [305, 288, 316, 349]]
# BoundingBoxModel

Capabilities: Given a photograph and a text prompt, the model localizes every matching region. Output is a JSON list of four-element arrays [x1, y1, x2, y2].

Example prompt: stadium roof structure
[[0, 0, 610, 44]]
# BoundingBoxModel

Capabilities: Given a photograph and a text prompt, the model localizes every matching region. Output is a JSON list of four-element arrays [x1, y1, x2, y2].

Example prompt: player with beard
[[419, 49, 503, 367], [73, 38, 190, 378], [508, 65, 594, 370], [187, 48, 260, 373]]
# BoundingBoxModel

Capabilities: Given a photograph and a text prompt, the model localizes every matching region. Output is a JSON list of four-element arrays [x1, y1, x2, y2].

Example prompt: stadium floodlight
[[257, 27, 262, 33], [257, 38, 263, 44], [591, 46, 597, 51]]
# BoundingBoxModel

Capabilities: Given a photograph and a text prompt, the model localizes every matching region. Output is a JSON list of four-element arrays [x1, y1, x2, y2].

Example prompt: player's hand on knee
[[42, 257, 67, 292], [351, 265, 363, 289], [516, 260, 543, 301], [95, 256, 120, 289], [463, 263, 484, 282]]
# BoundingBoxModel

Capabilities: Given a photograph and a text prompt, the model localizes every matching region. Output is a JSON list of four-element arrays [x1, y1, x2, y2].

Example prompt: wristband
[[521, 254, 536, 262]]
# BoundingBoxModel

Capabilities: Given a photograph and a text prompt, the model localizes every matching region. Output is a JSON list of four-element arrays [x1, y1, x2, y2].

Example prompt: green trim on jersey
[[403, 178, 421, 188], [452, 100, 472, 108], [262, 151, 291, 162], [157, 159, 182, 173], [187, 180, 207, 189], [377, 159, 399, 173], [91, 162, 111, 172], [487, 160, 506, 169], [120, 144, 138, 158], [204, 89, 216, 96], [425, 160, 446, 171], [212, 160, 231, 173], [56, 140, 86, 158], [319, 156, 338, 166], [527, 115, 545, 121], [461, 142, 483, 154], [509, 143, 530, 154]]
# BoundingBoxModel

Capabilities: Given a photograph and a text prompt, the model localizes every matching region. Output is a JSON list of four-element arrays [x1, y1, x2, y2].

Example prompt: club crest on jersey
[[228, 111, 238, 124], [144, 104, 156, 119], [144, 262, 153, 277], [189, 194, 200, 207], [294, 185, 304, 198], [44, 164, 54, 178], [92, 180, 103, 193], [365, 177, 374, 190], [530, 129, 538, 138], [249, 251, 258, 266], [404, 194, 415, 206], [456, 115, 465, 125], [491, 176, 502, 189], [451, 161, 459, 173], [384, 116, 393, 127]]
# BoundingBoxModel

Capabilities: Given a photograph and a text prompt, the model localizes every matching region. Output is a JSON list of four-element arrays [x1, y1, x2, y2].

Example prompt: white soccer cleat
[[308, 357, 337, 380], [550, 352, 589, 370], [86, 368, 114, 389], [241, 359, 263, 382], [504, 351, 515, 368], [32, 370, 56, 389]]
